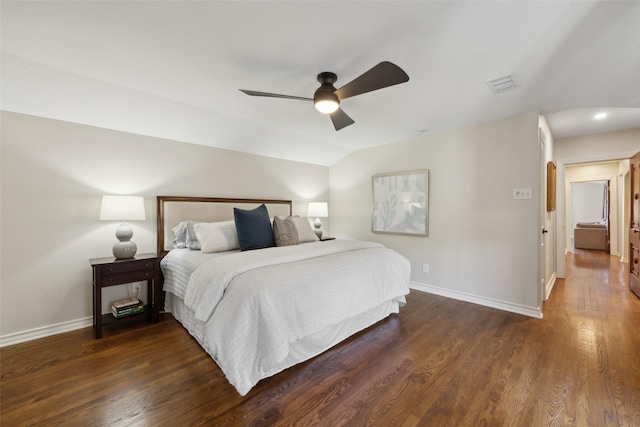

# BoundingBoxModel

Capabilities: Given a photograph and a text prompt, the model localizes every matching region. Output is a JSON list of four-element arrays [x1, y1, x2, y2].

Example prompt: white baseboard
[[0, 316, 92, 348], [545, 273, 557, 301], [1, 284, 545, 347], [410, 282, 543, 319]]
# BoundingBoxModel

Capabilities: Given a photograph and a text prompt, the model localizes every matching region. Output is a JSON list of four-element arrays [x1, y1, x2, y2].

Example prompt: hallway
[[542, 249, 640, 426]]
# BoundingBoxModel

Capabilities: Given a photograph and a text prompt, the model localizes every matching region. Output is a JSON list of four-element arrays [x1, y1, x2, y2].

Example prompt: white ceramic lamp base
[[313, 217, 323, 239], [113, 222, 137, 259]]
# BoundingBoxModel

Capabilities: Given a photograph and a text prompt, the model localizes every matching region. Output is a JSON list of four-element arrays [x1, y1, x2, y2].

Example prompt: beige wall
[[554, 128, 640, 163], [330, 112, 543, 316], [0, 111, 329, 341]]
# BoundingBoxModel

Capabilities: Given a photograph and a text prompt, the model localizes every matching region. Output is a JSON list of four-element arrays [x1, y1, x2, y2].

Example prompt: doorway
[[564, 162, 622, 258], [570, 180, 610, 252]]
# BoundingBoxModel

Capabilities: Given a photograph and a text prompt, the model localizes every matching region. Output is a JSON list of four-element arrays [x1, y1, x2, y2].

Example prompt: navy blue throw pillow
[[234, 204, 275, 251]]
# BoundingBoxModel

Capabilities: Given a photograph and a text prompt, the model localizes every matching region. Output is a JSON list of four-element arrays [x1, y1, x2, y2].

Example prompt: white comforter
[[178, 240, 411, 395]]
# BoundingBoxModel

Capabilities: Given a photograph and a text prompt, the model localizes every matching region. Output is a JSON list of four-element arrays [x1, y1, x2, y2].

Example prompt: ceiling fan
[[239, 61, 409, 131]]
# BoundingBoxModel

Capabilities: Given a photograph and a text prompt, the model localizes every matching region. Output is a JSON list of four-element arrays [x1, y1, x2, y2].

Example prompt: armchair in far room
[[574, 222, 607, 251]]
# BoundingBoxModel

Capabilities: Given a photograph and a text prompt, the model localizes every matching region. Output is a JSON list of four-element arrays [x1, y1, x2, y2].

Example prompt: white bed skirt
[[164, 292, 400, 394]]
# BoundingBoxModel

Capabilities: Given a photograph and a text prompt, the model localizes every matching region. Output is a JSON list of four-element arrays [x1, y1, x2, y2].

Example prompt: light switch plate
[[513, 188, 533, 199]]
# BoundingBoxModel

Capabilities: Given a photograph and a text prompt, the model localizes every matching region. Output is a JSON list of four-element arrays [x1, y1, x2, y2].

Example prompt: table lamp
[[99, 195, 146, 259], [307, 202, 329, 239]]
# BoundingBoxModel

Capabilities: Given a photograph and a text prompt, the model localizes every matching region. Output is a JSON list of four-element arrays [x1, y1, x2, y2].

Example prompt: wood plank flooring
[[2, 250, 639, 426]]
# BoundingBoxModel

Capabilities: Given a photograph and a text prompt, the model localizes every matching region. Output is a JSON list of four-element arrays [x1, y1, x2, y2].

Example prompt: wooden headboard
[[156, 196, 292, 256]]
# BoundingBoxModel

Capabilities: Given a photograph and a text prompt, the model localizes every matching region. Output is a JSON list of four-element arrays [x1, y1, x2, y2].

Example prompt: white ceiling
[[2, 1, 639, 166]]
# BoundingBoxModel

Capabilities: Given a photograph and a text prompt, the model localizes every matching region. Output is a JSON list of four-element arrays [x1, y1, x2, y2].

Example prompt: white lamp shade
[[307, 202, 329, 218], [99, 195, 146, 221]]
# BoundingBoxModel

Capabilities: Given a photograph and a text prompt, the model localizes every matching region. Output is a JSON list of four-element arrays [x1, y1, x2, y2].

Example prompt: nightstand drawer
[[103, 269, 155, 285], [103, 260, 156, 275]]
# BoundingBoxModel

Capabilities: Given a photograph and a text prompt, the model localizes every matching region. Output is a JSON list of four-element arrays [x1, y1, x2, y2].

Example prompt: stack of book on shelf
[[111, 297, 144, 318]]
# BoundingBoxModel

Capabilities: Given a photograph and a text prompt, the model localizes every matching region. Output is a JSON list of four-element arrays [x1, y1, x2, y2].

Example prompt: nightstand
[[90, 253, 160, 339]]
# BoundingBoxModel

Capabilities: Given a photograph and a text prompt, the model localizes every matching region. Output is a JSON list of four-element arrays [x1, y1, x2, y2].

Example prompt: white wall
[[330, 112, 542, 317], [0, 111, 329, 342], [553, 128, 639, 277], [570, 181, 607, 229]]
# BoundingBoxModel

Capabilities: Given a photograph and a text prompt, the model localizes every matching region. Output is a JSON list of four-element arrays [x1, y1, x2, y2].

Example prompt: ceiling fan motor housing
[[314, 72, 339, 108], [317, 72, 337, 85]]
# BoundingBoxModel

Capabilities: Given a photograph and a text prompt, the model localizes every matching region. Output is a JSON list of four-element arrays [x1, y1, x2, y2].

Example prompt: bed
[[157, 196, 411, 396]]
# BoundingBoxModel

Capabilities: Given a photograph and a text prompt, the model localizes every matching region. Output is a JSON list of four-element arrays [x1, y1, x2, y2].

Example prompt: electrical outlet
[[422, 263, 429, 274]]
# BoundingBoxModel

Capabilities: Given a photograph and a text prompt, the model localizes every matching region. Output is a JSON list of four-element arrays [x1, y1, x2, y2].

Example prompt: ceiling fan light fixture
[[314, 91, 339, 114], [315, 99, 339, 114]]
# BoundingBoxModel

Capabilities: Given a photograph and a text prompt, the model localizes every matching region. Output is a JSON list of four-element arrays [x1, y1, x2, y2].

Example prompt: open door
[[539, 131, 547, 307], [606, 179, 611, 253], [629, 151, 640, 297]]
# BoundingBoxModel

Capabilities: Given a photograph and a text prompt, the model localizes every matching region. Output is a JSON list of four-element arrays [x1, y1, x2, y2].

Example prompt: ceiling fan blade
[[239, 89, 312, 102], [334, 61, 409, 100], [330, 108, 355, 131]]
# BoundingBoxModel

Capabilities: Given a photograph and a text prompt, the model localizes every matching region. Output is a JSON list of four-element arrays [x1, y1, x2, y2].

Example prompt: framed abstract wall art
[[372, 170, 428, 236]]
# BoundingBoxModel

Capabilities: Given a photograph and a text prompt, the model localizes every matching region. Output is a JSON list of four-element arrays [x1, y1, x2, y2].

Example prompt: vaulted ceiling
[[2, 1, 639, 166]]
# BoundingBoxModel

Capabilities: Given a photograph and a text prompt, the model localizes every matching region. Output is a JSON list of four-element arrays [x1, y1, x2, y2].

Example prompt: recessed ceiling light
[[594, 112, 608, 120]]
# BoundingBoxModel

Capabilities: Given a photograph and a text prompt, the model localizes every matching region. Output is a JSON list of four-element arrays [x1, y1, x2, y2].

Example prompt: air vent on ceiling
[[485, 74, 517, 94]]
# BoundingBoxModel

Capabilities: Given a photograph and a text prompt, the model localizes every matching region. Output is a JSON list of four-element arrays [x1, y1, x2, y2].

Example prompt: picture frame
[[372, 170, 428, 236], [547, 161, 556, 211]]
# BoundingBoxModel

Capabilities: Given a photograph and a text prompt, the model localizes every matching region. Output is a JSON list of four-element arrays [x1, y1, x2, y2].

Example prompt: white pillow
[[193, 220, 240, 253], [172, 221, 188, 248], [291, 216, 319, 243], [186, 221, 202, 250], [172, 220, 201, 250]]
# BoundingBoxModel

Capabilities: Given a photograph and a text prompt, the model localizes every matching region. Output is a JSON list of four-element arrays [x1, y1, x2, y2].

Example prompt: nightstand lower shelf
[[99, 307, 152, 332], [101, 305, 151, 324]]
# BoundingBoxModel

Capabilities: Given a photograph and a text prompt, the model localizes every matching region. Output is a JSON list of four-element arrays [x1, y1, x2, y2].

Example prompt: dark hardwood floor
[[2, 250, 639, 426]]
